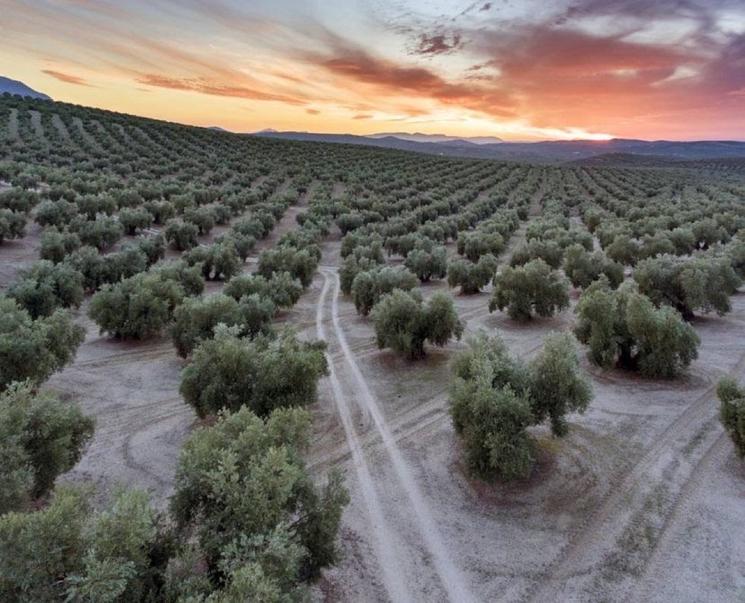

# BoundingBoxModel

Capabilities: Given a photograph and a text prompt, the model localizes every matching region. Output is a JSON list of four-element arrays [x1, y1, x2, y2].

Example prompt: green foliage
[[0, 382, 94, 513], [135, 234, 166, 266], [165, 219, 199, 251], [258, 247, 318, 288], [403, 246, 447, 282], [170, 293, 274, 357], [76, 216, 124, 251], [224, 272, 303, 310], [39, 227, 81, 263], [717, 377, 745, 457], [339, 255, 380, 295], [183, 241, 242, 281], [0, 188, 39, 213], [447, 253, 498, 294], [450, 332, 591, 479], [7, 260, 84, 318], [180, 327, 328, 418], [0, 208, 26, 243], [605, 234, 639, 266], [0, 487, 168, 602], [575, 279, 699, 378], [563, 244, 624, 289], [75, 194, 117, 220], [351, 266, 418, 316], [457, 231, 504, 262], [118, 207, 153, 235], [634, 254, 741, 318], [153, 260, 205, 297], [184, 206, 216, 236], [89, 271, 187, 339], [0, 297, 85, 391], [527, 333, 592, 437], [449, 339, 534, 480], [490, 258, 569, 321], [371, 289, 463, 359], [35, 199, 79, 228], [171, 406, 348, 590], [510, 239, 564, 269], [0, 487, 88, 601]]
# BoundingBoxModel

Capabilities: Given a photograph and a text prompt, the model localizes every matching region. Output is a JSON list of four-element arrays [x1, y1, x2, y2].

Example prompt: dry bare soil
[[4, 217, 745, 602]]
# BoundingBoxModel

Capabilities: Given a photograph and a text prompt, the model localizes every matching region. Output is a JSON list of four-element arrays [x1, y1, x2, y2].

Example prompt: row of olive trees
[[0, 202, 349, 601]]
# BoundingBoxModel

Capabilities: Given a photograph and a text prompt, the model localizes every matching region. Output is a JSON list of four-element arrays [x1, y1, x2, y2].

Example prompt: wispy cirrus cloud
[[42, 69, 92, 86], [135, 74, 305, 105]]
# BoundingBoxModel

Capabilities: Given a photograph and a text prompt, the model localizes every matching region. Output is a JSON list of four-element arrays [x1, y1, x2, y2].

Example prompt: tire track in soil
[[316, 271, 412, 603], [633, 432, 730, 601], [526, 348, 745, 602], [326, 268, 477, 603]]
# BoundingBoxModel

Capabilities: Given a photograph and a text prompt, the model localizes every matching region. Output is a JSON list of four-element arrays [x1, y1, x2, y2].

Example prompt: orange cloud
[[135, 74, 305, 105], [42, 69, 91, 86], [307, 45, 515, 119]]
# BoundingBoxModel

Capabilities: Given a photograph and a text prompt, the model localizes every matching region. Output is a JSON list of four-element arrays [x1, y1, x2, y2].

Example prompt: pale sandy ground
[[1, 191, 744, 601]]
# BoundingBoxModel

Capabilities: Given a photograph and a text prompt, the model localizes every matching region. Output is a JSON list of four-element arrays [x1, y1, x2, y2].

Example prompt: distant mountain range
[[255, 130, 745, 164], [367, 132, 503, 145], [0, 77, 50, 101]]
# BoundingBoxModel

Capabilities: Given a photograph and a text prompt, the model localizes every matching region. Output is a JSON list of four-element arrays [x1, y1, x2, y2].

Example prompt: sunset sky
[[1, 0, 744, 141]]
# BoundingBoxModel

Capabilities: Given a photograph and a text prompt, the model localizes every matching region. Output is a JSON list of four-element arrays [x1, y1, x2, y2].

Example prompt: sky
[[1, 0, 744, 141]]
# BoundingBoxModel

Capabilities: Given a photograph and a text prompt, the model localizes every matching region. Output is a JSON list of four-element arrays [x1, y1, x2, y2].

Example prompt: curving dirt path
[[316, 271, 412, 603], [324, 268, 477, 603]]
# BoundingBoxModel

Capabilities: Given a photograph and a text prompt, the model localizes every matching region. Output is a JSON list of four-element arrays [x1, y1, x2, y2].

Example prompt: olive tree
[[7, 260, 84, 318], [510, 239, 563, 269], [447, 254, 498, 294], [0, 208, 26, 244], [371, 290, 463, 359], [527, 333, 592, 437], [404, 246, 447, 282], [35, 200, 78, 228], [165, 219, 199, 251], [634, 254, 740, 319], [170, 406, 348, 592], [183, 241, 241, 281], [574, 279, 699, 378], [118, 207, 153, 235], [170, 293, 274, 357], [605, 234, 639, 266], [258, 247, 318, 288], [563, 244, 624, 289], [0, 297, 85, 392], [717, 377, 745, 457], [180, 327, 328, 418], [225, 272, 303, 310], [339, 255, 380, 295], [450, 336, 533, 479], [457, 231, 504, 262], [351, 266, 418, 316], [0, 382, 94, 513], [490, 259, 569, 321], [89, 271, 187, 339], [183, 206, 216, 236], [0, 487, 167, 602], [75, 216, 123, 250], [39, 228, 81, 263]]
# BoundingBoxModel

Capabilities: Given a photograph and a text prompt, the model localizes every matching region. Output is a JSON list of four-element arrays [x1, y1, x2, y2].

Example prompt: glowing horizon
[[1, 1, 744, 142]]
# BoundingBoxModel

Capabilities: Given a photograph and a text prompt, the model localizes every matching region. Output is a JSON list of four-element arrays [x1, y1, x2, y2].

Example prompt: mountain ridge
[[254, 130, 745, 163], [0, 76, 50, 100]]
